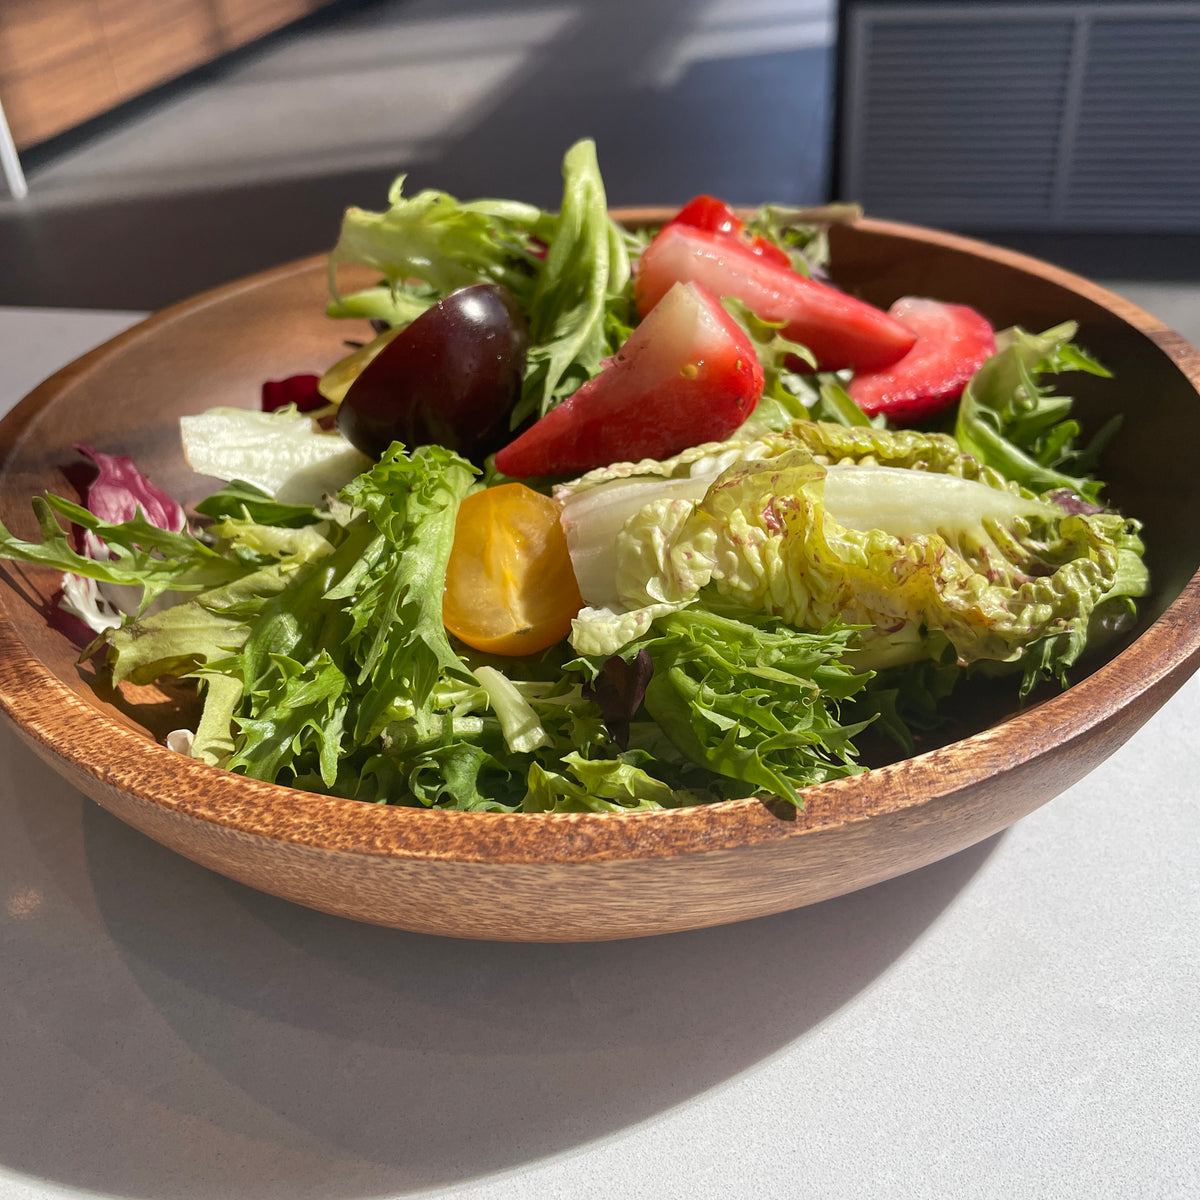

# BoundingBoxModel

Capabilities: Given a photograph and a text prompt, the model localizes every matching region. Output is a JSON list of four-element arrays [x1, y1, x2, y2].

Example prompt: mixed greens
[[0, 140, 1149, 812]]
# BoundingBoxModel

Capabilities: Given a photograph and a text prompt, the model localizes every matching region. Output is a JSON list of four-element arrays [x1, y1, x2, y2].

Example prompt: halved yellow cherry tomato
[[443, 482, 583, 656]]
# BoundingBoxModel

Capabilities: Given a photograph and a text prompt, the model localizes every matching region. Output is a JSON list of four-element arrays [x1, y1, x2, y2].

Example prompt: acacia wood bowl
[[2, 212, 1199, 942]]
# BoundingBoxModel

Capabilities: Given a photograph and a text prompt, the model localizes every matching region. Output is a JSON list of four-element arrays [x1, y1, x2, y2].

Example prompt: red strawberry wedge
[[494, 281, 764, 478], [635, 223, 917, 373], [847, 297, 996, 424], [664, 194, 793, 268]]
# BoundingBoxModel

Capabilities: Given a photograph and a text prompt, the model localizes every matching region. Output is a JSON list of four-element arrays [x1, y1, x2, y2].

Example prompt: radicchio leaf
[[62, 446, 189, 634], [261, 374, 324, 413], [75, 444, 187, 532]]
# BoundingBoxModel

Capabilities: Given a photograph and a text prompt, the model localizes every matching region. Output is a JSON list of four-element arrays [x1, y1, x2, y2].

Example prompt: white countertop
[[1, 306, 1197, 1200]]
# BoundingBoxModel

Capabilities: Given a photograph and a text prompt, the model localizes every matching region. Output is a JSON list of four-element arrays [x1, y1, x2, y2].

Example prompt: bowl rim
[[3, 214, 1200, 866]]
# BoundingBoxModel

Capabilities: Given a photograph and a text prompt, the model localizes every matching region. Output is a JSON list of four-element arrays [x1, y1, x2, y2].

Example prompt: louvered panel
[[840, 3, 1200, 231], [844, 14, 1074, 227], [1066, 18, 1200, 227]]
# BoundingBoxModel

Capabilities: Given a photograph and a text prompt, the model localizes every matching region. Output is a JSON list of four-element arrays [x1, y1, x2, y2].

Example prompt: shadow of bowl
[[0, 720, 1000, 1195]]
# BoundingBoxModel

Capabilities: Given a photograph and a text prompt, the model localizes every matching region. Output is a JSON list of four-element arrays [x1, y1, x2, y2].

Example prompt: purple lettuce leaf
[[582, 649, 653, 750]]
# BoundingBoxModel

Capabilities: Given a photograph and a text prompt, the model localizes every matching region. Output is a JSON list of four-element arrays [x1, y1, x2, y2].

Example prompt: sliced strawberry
[[847, 297, 996, 424], [636, 223, 916, 374], [494, 281, 764, 478], [666, 195, 792, 268]]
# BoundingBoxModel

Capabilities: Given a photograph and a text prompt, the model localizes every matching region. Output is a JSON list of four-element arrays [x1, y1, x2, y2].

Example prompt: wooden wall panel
[[213, 0, 315, 48], [0, 0, 327, 151], [96, 0, 221, 99], [0, 0, 108, 74]]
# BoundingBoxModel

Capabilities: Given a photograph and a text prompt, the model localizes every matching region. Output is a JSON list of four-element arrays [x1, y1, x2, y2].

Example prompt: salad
[[0, 140, 1149, 814]]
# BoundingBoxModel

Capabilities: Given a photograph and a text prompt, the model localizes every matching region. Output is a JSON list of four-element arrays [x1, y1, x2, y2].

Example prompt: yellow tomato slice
[[443, 483, 583, 656]]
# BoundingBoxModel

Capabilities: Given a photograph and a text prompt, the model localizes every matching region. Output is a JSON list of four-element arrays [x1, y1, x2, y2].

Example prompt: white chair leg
[[0, 97, 28, 200]]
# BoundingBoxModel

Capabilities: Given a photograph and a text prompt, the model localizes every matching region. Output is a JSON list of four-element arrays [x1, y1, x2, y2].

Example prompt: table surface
[[1, 305, 1198, 1200]]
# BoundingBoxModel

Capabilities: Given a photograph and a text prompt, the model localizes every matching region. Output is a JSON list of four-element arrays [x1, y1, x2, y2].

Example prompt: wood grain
[[0, 0, 327, 149], [2, 216, 1199, 941]]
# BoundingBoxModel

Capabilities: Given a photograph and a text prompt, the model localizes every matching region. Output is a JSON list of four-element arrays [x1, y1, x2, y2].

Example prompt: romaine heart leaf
[[180, 406, 371, 504], [569, 419, 1147, 687]]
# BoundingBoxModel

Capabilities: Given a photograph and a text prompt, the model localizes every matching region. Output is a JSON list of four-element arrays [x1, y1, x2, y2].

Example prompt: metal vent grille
[[840, 3, 1200, 230]]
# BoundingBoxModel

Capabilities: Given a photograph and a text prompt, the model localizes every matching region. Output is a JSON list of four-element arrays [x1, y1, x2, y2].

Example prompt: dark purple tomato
[[337, 283, 528, 463]]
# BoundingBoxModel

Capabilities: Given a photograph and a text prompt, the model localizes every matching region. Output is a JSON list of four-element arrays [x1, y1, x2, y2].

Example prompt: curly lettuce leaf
[[514, 137, 634, 424], [325, 139, 634, 427], [743, 202, 862, 278], [327, 177, 546, 311], [524, 752, 686, 813], [627, 609, 871, 805], [333, 443, 479, 741], [0, 495, 246, 613], [954, 322, 1117, 502], [70, 443, 479, 791]]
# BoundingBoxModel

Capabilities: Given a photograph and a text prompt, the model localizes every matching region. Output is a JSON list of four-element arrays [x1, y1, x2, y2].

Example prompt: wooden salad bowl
[[2, 212, 1200, 942]]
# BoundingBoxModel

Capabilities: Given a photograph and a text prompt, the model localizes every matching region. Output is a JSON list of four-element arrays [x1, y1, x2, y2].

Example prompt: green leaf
[[634, 609, 871, 805], [515, 138, 634, 423], [228, 651, 350, 786], [194, 481, 325, 528], [0, 497, 245, 613], [954, 323, 1116, 501], [327, 177, 546, 307], [523, 751, 686, 812], [339, 442, 478, 740]]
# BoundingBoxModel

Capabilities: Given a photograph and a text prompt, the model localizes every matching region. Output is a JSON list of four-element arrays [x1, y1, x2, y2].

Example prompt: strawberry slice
[[635, 223, 916, 374], [494, 281, 764, 478], [847, 297, 996, 424], [666, 195, 793, 268]]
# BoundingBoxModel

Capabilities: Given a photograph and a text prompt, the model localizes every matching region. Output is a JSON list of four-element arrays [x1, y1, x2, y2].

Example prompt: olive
[[336, 283, 528, 464]]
